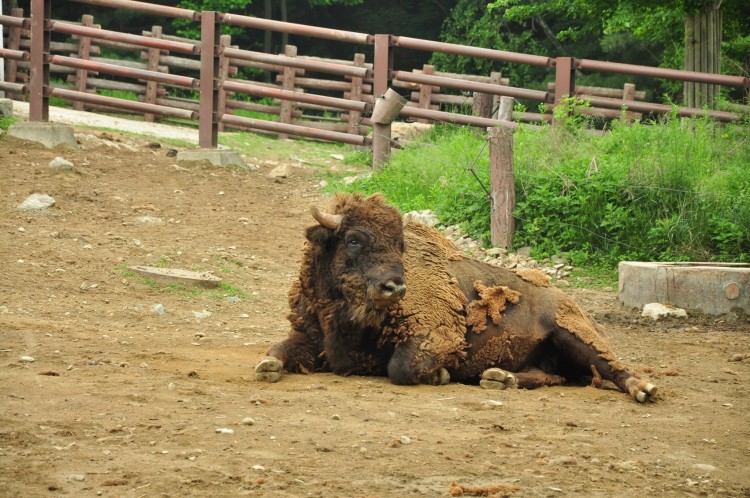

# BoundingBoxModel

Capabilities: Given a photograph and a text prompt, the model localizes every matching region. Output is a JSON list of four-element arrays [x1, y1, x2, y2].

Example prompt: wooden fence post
[[553, 56, 575, 126], [622, 82, 637, 124], [371, 88, 406, 169], [198, 10, 220, 149], [473, 72, 501, 119], [29, 0, 50, 121], [417, 64, 435, 123], [5, 8, 25, 101], [497, 95, 514, 122], [143, 25, 162, 122], [490, 72, 502, 118], [371, 34, 392, 168], [488, 125, 515, 249], [346, 52, 365, 136], [278, 44, 298, 139], [217, 34, 231, 132], [72, 14, 94, 111]]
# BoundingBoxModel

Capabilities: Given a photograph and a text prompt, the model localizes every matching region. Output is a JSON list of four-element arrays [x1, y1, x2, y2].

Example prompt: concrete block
[[619, 262, 750, 316], [176, 148, 245, 168], [8, 122, 77, 148], [0, 98, 12, 117]]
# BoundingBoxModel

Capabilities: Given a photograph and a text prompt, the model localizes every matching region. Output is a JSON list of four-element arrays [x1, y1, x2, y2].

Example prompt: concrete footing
[[7, 121, 77, 148], [176, 148, 245, 168], [618, 262, 749, 316]]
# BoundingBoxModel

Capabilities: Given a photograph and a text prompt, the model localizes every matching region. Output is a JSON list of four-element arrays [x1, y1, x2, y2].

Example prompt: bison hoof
[[255, 357, 283, 383], [635, 382, 658, 403], [479, 368, 517, 390], [431, 367, 450, 386]]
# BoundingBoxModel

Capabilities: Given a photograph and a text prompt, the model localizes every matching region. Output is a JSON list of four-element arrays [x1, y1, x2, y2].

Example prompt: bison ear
[[305, 224, 335, 246]]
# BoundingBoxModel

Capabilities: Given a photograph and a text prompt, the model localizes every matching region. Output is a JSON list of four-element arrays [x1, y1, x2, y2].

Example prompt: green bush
[[337, 115, 749, 267]]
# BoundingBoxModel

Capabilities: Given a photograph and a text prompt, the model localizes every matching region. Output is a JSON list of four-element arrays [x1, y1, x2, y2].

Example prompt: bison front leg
[[255, 327, 325, 383]]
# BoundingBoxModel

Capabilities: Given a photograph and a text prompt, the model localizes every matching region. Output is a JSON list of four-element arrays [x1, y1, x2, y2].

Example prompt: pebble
[[332, 414, 341, 420], [252, 464, 265, 471], [152, 304, 165, 315], [18, 193, 56, 210], [69, 474, 86, 482], [241, 417, 255, 426], [400, 435, 412, 445], [19, 356, 35, 363], [49, 157, 74, 170], [216, 428, 235, 434], [481, 400, 504, 409], [692, 463, 717, 473]]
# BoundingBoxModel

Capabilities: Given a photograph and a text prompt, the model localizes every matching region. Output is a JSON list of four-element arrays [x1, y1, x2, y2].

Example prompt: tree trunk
[[684, 1, 722, 109]]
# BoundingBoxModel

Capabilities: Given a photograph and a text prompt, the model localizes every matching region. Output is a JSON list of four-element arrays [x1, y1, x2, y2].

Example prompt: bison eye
[[344, 231, 368, 259]]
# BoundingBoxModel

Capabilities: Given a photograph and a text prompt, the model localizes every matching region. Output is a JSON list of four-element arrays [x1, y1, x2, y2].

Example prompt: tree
[[452, 0, 750, 106]]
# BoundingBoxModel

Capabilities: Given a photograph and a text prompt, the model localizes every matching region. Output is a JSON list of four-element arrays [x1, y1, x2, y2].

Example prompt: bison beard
[[255, 193, 657, 403]]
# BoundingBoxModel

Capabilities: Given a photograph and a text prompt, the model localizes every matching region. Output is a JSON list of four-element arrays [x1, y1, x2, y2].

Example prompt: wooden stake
[[488, 126, 515, 249]]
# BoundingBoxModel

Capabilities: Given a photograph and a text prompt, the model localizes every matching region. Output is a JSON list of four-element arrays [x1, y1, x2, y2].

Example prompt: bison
[[255, 193, 657, 403]]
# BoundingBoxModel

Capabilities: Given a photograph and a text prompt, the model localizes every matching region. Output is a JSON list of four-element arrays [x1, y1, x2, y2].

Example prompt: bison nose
[[380, 278, 407, 300]]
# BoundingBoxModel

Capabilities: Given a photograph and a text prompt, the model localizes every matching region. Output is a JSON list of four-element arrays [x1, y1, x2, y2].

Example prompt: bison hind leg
[[627, 377, 658, 403]]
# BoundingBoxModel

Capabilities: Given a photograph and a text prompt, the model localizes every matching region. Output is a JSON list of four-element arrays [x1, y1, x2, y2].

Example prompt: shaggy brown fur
[[257, 193, 656, 402]]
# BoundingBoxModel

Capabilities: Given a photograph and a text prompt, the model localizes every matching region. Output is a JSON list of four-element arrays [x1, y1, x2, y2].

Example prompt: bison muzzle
[[255, 193, 657, 403]]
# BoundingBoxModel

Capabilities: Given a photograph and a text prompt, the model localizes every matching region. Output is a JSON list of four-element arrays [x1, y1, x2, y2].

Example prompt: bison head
[[305, 193, 407, 327]]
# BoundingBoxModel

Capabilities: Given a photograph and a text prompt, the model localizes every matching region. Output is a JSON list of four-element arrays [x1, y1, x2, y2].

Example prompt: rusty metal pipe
[[220, 13, 370, 45], [222, 80, 368, 113], [49, 87, 197, 120], [577, 59, 749, 88], [393, 70, 551, 102], [0, 14, 29, 29], [399, 105, 518, 129], [50, 55, 198, 88], [221, 114, 367, 146], [223, 47, 369, 79], [0, 47, 29, 61], [49, 21, 198, 55], [394, 36, 552, 68], [68, 0, 199, 21], [583, 95, 741, 122]]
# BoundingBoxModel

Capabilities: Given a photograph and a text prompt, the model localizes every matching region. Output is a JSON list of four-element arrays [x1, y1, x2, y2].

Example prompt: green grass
[[329, 115, 750, 276]]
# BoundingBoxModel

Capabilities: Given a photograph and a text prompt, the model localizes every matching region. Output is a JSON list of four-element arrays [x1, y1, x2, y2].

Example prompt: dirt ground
[[1, 121, 749, 498]]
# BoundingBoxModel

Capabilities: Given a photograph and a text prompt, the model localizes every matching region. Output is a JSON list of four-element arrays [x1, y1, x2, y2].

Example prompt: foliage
[[333, 117, 749, 268], [0, 115, 18, 131]]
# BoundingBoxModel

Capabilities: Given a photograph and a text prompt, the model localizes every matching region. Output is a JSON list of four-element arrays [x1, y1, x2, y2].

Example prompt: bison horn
[[310, 206, 342, 229]]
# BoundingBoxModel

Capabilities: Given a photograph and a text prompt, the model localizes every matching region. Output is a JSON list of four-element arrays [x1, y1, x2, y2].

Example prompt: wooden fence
[[1, 0, 748, 248]]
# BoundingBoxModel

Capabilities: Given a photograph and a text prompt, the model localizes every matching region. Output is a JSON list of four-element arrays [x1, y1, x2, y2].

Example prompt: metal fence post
[[29, 0, 50, 121], [199, 11, 219, 148]]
